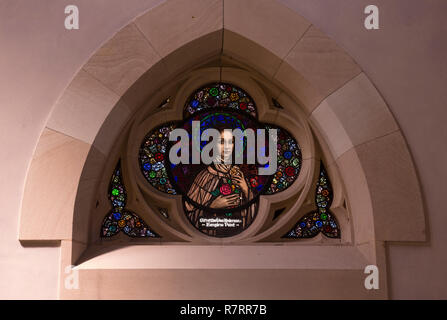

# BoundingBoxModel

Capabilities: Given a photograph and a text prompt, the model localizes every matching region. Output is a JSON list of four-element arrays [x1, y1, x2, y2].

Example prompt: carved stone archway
[[19, 0, 424, 299]]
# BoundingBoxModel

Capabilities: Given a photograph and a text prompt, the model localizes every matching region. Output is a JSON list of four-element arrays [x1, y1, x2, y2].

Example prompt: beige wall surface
[[0, 0, 446, 299]]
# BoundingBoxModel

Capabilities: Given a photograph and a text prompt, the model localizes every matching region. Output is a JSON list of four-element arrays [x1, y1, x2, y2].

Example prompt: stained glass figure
[[101, 161, 159, 238], [168, 110, 271, 237], [284, 162, 340, 239]]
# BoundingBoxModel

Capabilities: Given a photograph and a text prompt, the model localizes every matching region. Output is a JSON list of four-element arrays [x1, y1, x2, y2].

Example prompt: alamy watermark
[[64, 5, 379, 31], [64, 265, 79, 290], [169, 121, 277, 175], [364, 265, 379, 290], [64, 5, 79, 30]]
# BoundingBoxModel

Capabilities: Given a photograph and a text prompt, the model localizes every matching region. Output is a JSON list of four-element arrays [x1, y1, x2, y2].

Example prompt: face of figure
[[216, 130, 234, 163]]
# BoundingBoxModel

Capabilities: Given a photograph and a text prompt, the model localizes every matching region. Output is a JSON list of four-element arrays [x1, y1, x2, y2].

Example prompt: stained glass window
[[184, 82, 257, 118], [283, 162, 340, 239], [264, 125, 301, 195], [133, 82, 307, 238], [170, 110, 270, 237], [139, 123, 178, 195], [98, 82, 342, 240], [101, 161, 159, 238]]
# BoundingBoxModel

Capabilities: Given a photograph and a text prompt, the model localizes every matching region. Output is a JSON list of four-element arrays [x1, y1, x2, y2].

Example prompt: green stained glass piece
[[210, 87, 218, 96]]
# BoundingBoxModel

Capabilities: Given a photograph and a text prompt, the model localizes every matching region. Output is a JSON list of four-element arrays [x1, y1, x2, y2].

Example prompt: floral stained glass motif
[[265, 125, 301, 195], [139, 123, 178, 194], [184, 82, 257, 118], [284, 162, 340, 239], [101, 161, 159, 238]]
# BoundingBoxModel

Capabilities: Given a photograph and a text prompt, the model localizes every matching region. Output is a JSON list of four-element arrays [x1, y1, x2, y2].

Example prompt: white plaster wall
[[0, 0, 446, 299]]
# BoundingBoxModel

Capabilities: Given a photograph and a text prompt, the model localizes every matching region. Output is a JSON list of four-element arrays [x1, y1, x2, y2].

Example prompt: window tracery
[[100, 81, 342, 241]]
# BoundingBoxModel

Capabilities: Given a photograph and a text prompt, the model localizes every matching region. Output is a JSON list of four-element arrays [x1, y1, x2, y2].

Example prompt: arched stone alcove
[[18, 0, 425, 299]]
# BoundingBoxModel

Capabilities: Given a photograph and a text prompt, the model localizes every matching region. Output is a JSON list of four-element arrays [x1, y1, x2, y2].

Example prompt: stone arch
[[18, 0, 424, 299]]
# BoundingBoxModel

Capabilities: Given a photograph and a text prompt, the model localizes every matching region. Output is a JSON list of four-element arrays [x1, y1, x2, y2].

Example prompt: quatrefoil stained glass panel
[[136, 83, 304, 237], [101, 83, 341, 240]]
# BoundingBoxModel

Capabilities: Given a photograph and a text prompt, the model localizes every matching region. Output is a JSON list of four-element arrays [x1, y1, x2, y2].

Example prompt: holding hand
[[231, 166, 249, 198], [210, 194, 241, 209]]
